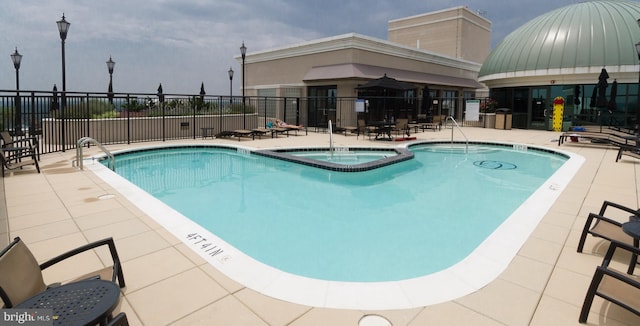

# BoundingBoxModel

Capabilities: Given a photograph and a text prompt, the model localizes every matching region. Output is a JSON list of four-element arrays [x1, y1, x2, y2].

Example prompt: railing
[[447, 116, 469, 153], [74, 137, 115, 171], [0, 89, 485, 156], [328, 120, 334, 154]]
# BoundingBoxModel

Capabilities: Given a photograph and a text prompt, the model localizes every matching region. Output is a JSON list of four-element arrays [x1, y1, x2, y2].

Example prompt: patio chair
[[393, 118, 409, 137], [0, 143, 40, 175], [1, 130, 39, 161], [356, 119, 373, 140], [616, 144, 640, 162], [577, 200, 637, 253], [579, 241, 640, 323], [107, 312, 130, 326], [0, 236, 125, 308]]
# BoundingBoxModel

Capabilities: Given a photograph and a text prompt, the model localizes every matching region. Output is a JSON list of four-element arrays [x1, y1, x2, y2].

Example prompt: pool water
[[107, 143, 569, 282], [285, 149, 397, 164]]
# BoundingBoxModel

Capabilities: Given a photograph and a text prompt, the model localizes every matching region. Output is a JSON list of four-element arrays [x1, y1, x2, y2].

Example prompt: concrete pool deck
[[3, 127, 640, 325]]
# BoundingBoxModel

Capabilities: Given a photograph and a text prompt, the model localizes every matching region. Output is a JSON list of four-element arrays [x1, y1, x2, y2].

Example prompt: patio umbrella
[[357, 74, 415, 121], [596, 68, 609, 108], [422, 85, 432, 114], [608, 79, 617, 111], [589, 87, 597, 108], [200, 82, 206, 98], [157, 83, 164, 103], [573, 85, 581, 105], [356, 74, 416, 91], [51, 84, 59, 111], [199, 82, 206, 110]]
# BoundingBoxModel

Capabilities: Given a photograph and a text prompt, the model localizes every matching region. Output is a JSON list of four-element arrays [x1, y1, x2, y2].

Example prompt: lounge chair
[[263, 121, 290, 138], [558, 129, 636, 148], [579, 241, 640, 323], [0, 143, 40, 175], [616, 144, 640, 162], [0, 236, 125, 308], [274, 120, 307, 136], [232, 129, 261, 141], [577, 200, 637, 253], [215, 130, 264, 141]]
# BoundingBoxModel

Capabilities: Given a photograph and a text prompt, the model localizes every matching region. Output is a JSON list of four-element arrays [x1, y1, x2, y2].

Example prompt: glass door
[[530, 87, 548, 130], [308, 86, 336, 128]]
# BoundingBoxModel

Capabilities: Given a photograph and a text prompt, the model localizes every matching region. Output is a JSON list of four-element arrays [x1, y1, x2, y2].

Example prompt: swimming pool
[[90, 141, 583, 309]]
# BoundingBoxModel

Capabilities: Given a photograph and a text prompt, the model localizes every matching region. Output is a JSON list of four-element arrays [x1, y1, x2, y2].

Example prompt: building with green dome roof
[[479, 0, 640, 130]]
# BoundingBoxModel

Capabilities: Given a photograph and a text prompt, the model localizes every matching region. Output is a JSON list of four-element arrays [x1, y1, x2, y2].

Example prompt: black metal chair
[[0, 236, 125, 308], [107, 312, 130, 326], [580, 241, 640, 323], [1, 131, 39, 161], [0, 144, 40, 175], [577, 200, 637, 253]]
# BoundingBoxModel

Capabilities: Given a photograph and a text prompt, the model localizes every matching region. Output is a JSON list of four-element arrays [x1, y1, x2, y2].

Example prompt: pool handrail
[[74, 137, 115, 171], [447, 116, 468, 153]]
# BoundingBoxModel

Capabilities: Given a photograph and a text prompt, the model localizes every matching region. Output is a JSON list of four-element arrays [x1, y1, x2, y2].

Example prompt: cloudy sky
[[0, 0, 589, 95]]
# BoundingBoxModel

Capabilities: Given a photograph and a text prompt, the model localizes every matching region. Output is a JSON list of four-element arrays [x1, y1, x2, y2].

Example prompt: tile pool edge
[[85, 142, 584, 310]]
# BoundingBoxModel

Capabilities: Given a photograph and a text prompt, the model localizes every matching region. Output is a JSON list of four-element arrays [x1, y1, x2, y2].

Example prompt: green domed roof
[[479, 0, 640, 79]]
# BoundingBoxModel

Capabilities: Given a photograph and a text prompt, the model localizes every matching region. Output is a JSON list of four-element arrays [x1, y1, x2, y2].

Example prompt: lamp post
[[57, 14, 70, 151], [240, 42, 247, 128], [635, 40, 640, 135], [228, 67, 234, 105], [10, 47, 22, 135], [106, 56, 115, 105]]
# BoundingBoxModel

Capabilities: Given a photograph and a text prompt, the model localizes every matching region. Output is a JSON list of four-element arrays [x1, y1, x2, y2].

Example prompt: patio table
[[15, 279, 121, 326], [622, 221, 640, 274]]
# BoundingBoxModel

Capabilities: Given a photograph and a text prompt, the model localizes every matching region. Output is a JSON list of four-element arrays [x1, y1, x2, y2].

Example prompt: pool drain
[[359, 314, 392, 326]]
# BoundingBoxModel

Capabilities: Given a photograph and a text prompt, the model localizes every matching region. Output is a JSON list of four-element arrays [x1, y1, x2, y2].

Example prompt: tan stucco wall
[[388, 6, 490, 63]]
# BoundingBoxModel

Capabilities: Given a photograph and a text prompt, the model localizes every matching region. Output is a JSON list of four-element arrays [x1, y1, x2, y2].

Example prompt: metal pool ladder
[[446, 116, 469, 153], [73, 137, 115, 171]]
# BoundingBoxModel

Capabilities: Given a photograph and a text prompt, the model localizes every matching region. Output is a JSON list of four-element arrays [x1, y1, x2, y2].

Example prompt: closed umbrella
[[608, 79, 617, 111], [422, 85, 432, 114], [51, 84, 59, 111], [596, 68, 609, 108], [589, 87, 597, 108]]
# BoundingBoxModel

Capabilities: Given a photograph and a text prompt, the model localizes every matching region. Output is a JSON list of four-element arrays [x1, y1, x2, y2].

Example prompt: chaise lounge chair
[[215, 130, 265, 141], [0, 236, 125, 308], [616, 144, 640, 162], [579, 241, 640, 323], [577, 200, 637, 253]]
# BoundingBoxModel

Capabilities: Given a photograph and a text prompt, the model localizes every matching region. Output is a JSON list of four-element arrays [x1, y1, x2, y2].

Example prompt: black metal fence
[[0, 89, 487, 155]]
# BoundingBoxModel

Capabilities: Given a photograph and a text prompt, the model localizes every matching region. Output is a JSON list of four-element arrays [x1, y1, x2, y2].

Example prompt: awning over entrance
[[303, 63, 482, 89]]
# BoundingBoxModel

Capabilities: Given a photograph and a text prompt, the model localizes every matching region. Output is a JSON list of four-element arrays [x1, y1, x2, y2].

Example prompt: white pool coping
[[86, 142, 584, 310]]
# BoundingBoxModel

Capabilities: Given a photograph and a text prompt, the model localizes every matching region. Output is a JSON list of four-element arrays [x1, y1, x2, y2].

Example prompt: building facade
[[479, 0, 640, 131], [237, 6, 490, 128]]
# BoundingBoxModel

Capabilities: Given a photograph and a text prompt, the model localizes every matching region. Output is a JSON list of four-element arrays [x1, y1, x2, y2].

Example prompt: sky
[[0, 0, 591, 95]]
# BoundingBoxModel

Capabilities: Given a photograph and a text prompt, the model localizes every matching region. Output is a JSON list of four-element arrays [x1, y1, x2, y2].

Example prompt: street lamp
[[240, 42, 246, 128], [57, 13, 70, 151], [228, 66, 234, 105], [106, 56, 115, 104], [10, 47, 22, 135]]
